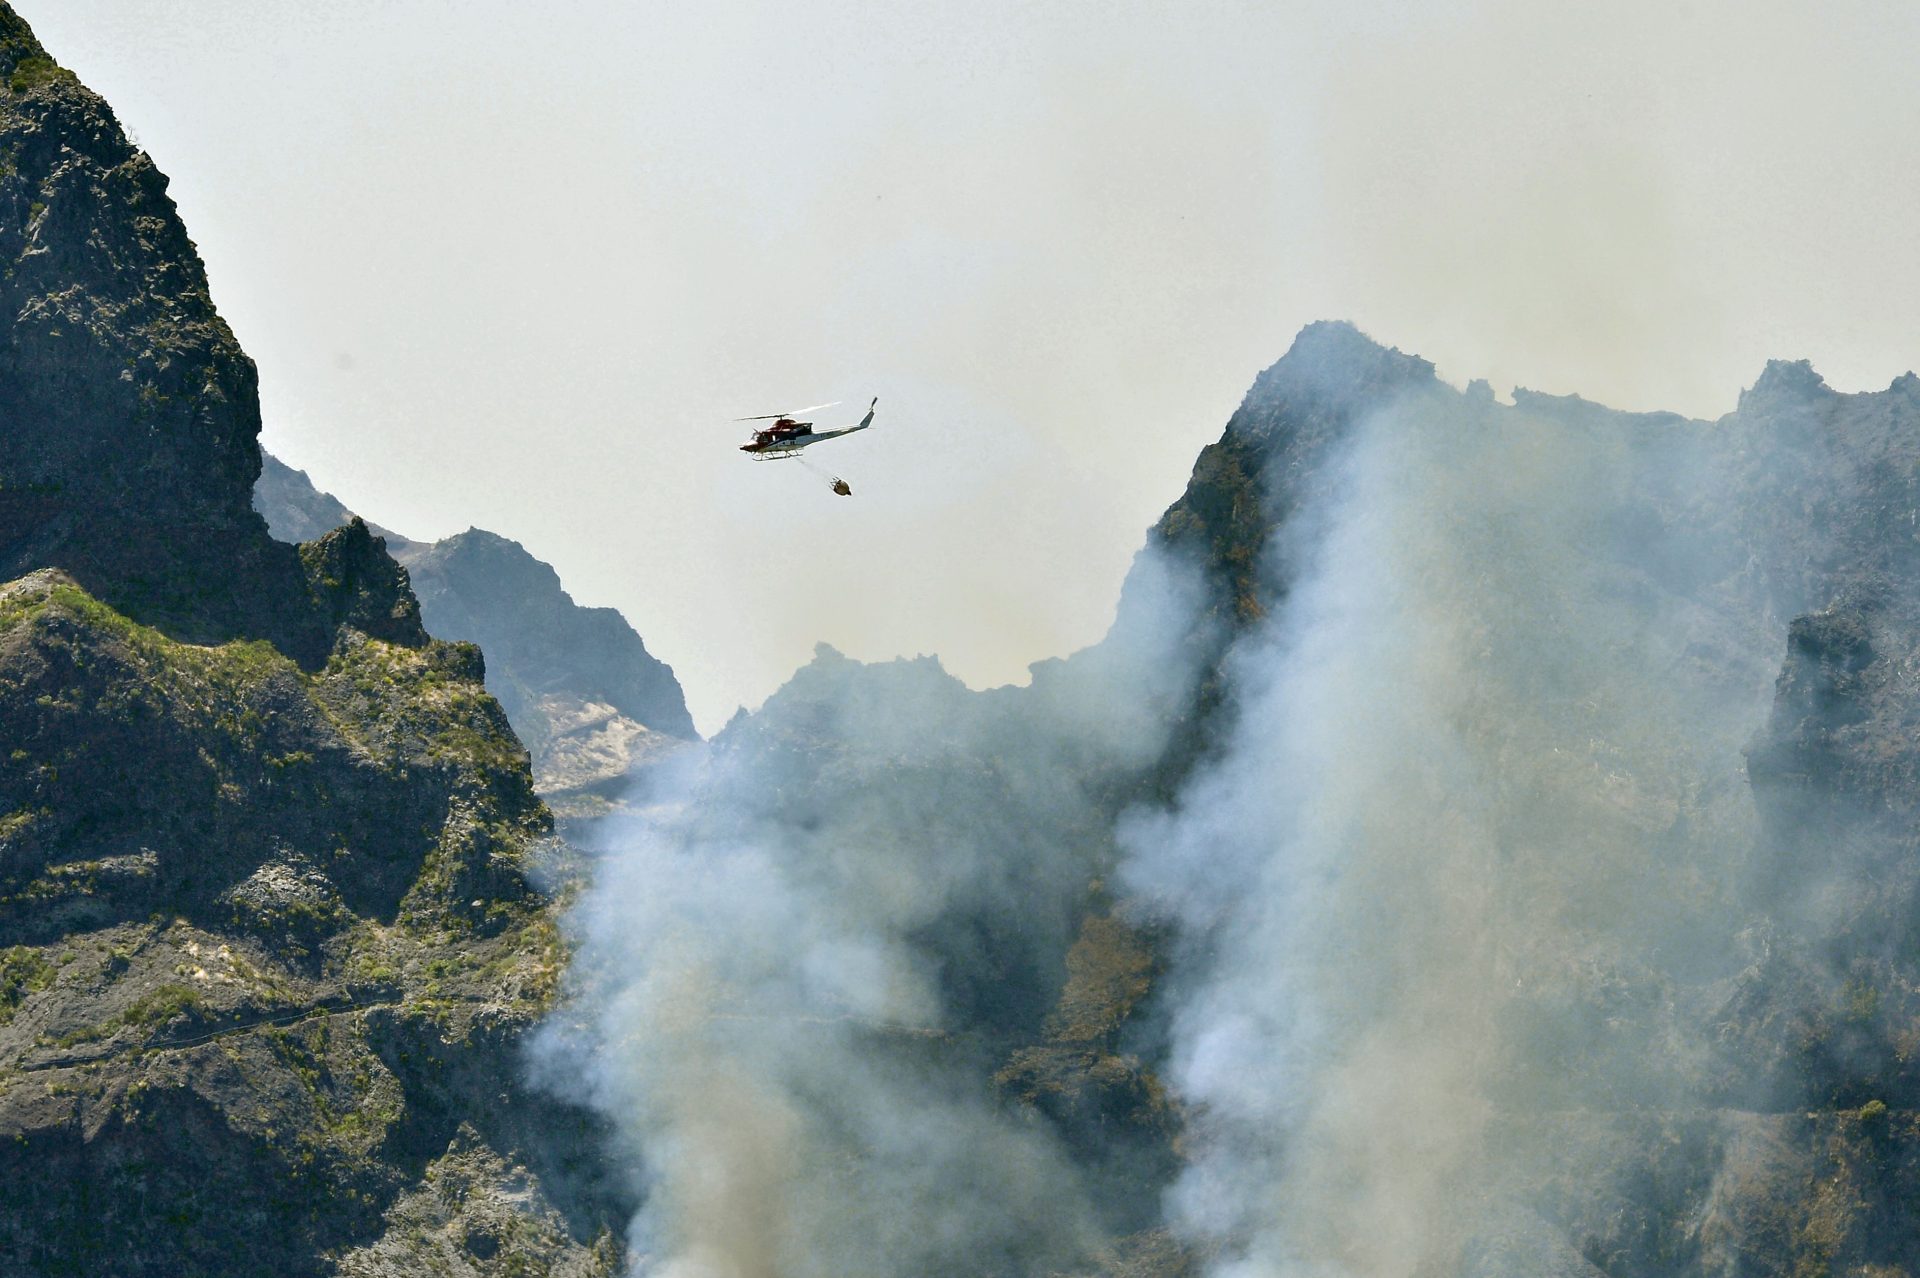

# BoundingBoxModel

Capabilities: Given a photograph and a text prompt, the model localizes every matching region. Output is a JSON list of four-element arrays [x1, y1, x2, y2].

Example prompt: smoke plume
[[542, 323, 1919, 1276], [1118, 357, 1871, 1273], [536, 544, 1210, 1277]]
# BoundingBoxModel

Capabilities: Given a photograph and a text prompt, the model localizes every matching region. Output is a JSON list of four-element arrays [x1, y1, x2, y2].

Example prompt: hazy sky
[[23, 0, 1920, 731]]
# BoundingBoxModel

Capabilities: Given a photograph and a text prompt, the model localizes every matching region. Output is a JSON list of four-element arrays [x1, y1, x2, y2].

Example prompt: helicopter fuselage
[[739, 409, 873, 458]]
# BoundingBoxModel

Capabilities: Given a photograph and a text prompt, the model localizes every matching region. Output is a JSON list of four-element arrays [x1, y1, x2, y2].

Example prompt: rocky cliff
[[253, 462, 695, 816], [0, 10, 623, 1274], [0, 11, 329, 662]]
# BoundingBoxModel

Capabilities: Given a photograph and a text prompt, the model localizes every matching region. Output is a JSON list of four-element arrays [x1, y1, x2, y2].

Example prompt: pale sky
[[23, 0, 1920, 732]]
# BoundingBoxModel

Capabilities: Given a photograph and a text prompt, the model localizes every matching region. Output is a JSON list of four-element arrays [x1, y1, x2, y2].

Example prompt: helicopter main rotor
[[733, 401, 840, 422]]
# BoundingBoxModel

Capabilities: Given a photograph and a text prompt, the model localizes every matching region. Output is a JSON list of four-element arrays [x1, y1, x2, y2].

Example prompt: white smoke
[[1119, 383, 1793, 1275], [536, 330, 1907, 1276], [536, 543, 1212, 1277]]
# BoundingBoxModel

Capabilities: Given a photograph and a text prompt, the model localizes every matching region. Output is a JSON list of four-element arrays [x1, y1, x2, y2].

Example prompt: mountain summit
[[0, 12, 334, 658]]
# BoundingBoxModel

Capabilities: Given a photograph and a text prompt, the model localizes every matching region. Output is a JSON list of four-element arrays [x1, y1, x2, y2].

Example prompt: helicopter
[[736, 398, 877, 459]]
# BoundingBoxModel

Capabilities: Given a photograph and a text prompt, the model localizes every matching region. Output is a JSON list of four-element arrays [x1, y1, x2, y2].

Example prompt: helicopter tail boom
[[789, 398, 878, 447]]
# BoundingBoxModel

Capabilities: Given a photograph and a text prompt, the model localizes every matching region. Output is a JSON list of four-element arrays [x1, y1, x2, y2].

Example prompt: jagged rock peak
[[795, 641, 953, 682], [0, 2, 261, 529], [1738, 358, 1836, 413], [299, 517, 430, 648], [428, 528, 570, 595], [1230, 320, 1438, 438], [809, 639, 852, 666], [1142, 323, 1445, 627], [719, 638, 979, 762], [0, 3, 335, 654], [759, 644, 965, 720]]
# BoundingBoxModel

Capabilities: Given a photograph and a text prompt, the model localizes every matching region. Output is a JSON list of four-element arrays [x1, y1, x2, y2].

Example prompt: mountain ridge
[[251, 460, 697, 815], [12, 0, 1920, 1269]]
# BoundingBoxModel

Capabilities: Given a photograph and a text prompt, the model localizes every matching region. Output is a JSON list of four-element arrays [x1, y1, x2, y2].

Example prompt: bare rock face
[[0, 9, 625, 1274], [526, 693, 684, 811]]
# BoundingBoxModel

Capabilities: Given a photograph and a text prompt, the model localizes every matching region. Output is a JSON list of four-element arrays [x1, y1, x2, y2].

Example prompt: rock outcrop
[[0, 11, 330, 661]]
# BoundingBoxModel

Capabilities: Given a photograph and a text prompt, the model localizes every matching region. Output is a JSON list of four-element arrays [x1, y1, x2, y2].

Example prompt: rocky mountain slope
[[254, 460, 695, 816], [12, 0, 1920, 1270], [0, 9, 623, 1274], [549, 320, 1920, 1278], [397, 530, 696, 811]]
